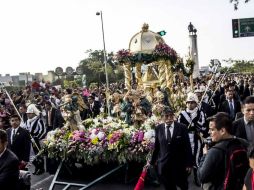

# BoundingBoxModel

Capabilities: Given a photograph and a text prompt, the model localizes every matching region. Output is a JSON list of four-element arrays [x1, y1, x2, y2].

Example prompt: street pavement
[[30, 164, 202, 190]]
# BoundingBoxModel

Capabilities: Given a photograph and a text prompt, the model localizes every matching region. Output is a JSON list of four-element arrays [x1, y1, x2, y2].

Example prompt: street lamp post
[[96, 11, 110, 115]]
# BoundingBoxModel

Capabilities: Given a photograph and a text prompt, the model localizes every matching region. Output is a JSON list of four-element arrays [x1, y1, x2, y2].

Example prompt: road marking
[[31, 175, 54, 189]]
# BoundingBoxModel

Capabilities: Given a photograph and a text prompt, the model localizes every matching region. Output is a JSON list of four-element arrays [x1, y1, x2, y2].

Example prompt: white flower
[[107, 116, 113, 122], [90, 133, 97, 140], [97, 131, 105, 140], [93, 118, 99, 124], [46, 130, 57, 142], [123, 128, 131, 135], [91, 128, 97, 134], [144, 129, 155, 140]]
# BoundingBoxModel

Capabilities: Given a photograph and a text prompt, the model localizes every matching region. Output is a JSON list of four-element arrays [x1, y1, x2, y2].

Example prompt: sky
[[0, 0, 253, 76]]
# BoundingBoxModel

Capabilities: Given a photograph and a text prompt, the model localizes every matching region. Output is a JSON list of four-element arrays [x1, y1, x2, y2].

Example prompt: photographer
[[198, 112, 249, 190]]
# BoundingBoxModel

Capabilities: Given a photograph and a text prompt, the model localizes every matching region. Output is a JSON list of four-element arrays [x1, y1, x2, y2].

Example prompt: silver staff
[[208, 66, 230, 105], [0, 85, 40, 151]]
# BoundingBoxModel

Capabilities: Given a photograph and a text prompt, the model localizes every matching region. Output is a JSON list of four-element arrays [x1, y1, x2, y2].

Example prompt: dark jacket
[[198, 138, 249, 190], [21, 113, 28, 123], [201, 101, 215, 118], [0, 149, 19, 190], [88, 101, 101, 118], [151, 121, 193, 176], [7, 127, 31, 162], [218, 99, 241, 120], [244, 168, 253, 190], [198, 141, 226, 190], [46, 107, 64, 130], [233, 118, 247, 140]]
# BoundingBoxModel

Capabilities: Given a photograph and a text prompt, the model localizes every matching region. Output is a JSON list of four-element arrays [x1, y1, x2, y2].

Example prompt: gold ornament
[[165, 60, 173, 93], [136, 62, 142, 87], [158, 60, 167, 89], [124, 63, 131, 91]]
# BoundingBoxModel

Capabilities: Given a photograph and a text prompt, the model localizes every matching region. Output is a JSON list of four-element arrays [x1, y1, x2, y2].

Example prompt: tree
[[230, 0, 251, 10], [221, 59, 254, 73], [79, 50, 124, 86], [63, 80, 79, 89]]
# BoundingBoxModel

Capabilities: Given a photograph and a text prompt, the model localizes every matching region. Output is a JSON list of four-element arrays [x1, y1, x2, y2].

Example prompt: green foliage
[[219, 66, 236, 74], [3, 86, 22, 92], [230, 0, 251, 10], [221, 59, 254, 73], [63, 80, 79, 89], [80, 50, 124, 86], [74, 76, 83, 87]]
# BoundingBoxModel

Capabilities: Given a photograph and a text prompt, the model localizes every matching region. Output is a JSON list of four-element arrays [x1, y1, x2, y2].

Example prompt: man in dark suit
[[87, 95, 101, 118], [0, 129, 19, 190], [18, 104, 28, 124], [150, 106, 193, 190], [233, 96, 254, 145], [219, 90, 241, 121], [6, 114, 31, 169], [44, 101, 64, 131]]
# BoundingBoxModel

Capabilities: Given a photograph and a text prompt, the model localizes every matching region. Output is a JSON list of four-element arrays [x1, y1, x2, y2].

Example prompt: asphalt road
[[30, 163, 201, 190]]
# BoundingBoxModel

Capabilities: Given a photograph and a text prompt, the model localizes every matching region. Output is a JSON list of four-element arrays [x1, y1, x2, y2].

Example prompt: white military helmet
[[186, 92, 199, 104], [26, 104, 40, 116]]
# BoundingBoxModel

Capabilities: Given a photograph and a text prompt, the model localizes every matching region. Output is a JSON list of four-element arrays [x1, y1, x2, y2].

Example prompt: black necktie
[[166, 125, 172, 142], [11, 129, 16, 144], [229, 100, 234, 118]]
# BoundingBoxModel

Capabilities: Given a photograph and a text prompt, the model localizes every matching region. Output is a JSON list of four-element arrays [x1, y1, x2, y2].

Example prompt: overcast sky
[[0, 0, 253, 76]]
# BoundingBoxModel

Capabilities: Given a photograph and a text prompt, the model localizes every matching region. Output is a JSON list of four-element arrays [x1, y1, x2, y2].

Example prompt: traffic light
[[232, 19, 239, 38], [157, 30, 166, 36]]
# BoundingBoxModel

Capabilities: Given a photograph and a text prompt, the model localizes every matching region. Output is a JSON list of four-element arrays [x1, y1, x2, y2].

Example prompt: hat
[[26, 104, 40, 116], [186, 92, 199, 103]]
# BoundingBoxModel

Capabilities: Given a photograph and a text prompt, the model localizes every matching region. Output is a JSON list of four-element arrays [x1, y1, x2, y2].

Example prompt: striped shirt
[[24, 116, 46, 140]]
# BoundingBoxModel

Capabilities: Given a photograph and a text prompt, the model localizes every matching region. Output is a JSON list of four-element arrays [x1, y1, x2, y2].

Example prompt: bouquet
[[153, 42, 177, 63]]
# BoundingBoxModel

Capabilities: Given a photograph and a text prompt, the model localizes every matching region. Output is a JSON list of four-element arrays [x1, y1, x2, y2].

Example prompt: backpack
[[216, 138, 249, 190]]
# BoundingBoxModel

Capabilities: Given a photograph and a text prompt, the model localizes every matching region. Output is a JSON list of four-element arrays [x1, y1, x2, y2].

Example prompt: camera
[[203, 137, 215, 149]]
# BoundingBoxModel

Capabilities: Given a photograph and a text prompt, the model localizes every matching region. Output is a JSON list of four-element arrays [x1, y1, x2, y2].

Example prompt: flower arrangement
[[115, 49, 133, 64], [185, 57, 195, 75], [42, 116, 155, 165], [43, 128, 71, 159], [153, 42, 178, 63]]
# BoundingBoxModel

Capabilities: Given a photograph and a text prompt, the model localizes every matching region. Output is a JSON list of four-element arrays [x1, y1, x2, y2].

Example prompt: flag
[[134, 167, 147, 190]]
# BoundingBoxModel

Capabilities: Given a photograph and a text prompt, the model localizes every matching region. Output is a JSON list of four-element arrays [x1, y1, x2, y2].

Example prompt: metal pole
[[2, 86, 40, 151], [97, 11, 110, 115], [198, 63, 220, 108], [208, 66, 230, 104]]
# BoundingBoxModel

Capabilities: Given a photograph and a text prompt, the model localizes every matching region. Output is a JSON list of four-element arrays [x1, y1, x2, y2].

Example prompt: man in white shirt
[[150, 106, 193, 190], [6, 114, 31, 170]]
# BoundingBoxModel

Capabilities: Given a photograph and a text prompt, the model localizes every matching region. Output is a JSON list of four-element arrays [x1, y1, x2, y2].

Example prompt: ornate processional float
[[40, 23, 200, 190], [115, 23, 196, 114], [41, 23, 197, 165]]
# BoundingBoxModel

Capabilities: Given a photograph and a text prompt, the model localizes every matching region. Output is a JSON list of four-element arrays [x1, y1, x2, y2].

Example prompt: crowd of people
[[0, 73, 254, 190]]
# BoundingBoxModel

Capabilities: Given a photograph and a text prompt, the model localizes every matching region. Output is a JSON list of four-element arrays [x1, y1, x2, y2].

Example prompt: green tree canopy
[[79, 50, 124, 87], [220, 59, 254, 73]]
